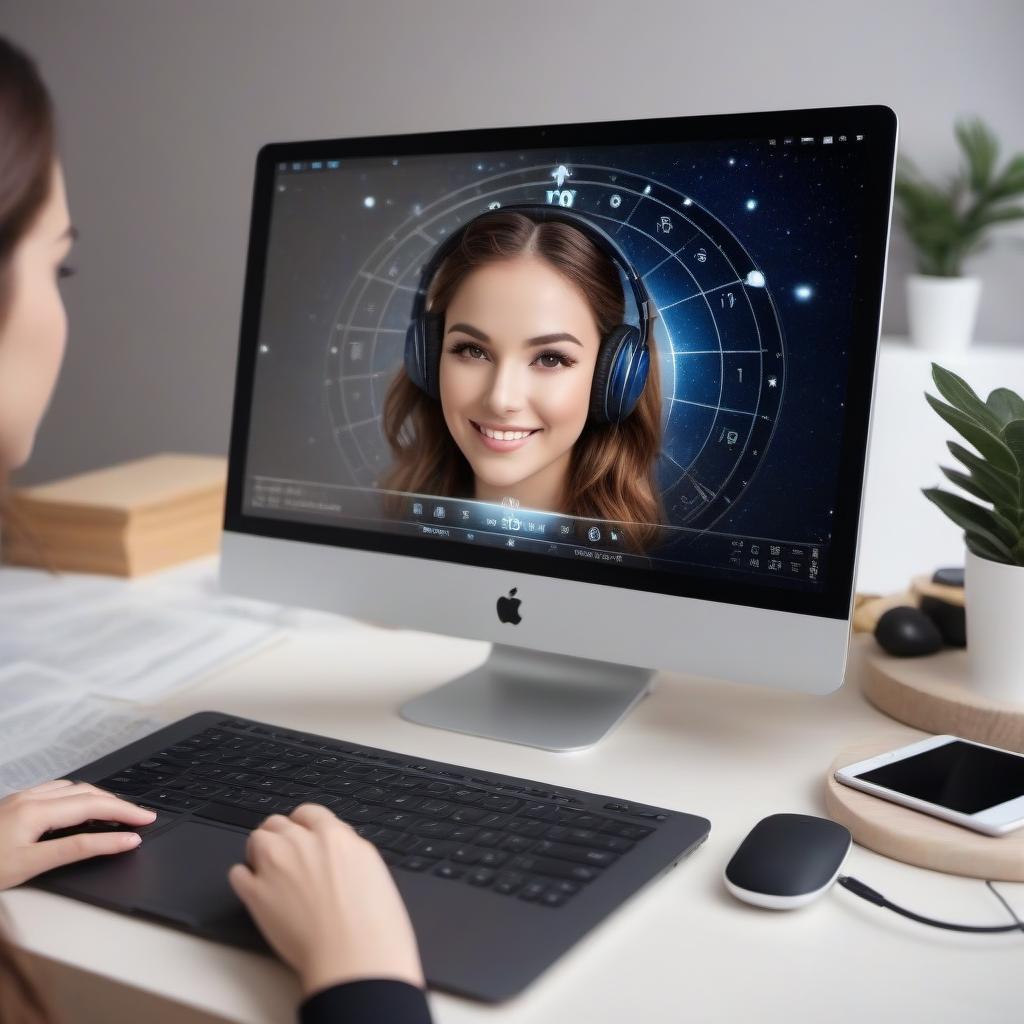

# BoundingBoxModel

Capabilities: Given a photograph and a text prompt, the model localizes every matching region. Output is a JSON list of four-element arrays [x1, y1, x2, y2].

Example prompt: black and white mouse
[[724, 813, 852, 909]]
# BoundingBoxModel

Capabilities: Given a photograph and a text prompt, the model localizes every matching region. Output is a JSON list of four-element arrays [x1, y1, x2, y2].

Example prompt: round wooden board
[[863, 645, 1024, 753], [826, 733, 1024, 881]]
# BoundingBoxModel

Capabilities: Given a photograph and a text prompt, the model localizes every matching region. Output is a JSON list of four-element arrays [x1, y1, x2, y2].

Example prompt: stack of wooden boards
[[1, 454, 227, 577]]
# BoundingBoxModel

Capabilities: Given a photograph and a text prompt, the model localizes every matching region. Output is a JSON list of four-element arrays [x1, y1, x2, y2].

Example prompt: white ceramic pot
[[965, 548, 1024, 704], [906, 274, 982, 352]]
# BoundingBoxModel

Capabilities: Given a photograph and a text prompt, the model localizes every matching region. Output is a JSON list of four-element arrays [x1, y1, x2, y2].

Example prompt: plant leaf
[[922, 487, 1018, 550], [946, 441, 1021, 507], [931, 363, 1004, 432], [926, 393, 1017, 473], [987, 388, 1024, 426], [956, 119, 999, 193], [940, 466, 993, 503], [1003, 418, 1024, 470], [965, 531, 1015, 565]]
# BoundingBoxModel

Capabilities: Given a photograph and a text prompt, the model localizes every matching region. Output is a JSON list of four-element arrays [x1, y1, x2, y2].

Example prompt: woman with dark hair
[[0, 35, 431, 1024], [382, 209, 663, 549]]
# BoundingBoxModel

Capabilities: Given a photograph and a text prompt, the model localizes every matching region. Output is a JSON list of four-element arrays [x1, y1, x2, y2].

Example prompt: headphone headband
[[407, 204, 653, 348]]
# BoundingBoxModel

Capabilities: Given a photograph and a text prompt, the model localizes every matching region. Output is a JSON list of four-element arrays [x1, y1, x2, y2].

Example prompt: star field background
[[245, 132, 874, 561]]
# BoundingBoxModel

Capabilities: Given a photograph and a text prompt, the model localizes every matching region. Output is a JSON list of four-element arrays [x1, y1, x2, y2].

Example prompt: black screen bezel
[[224, 104, 898, 620]]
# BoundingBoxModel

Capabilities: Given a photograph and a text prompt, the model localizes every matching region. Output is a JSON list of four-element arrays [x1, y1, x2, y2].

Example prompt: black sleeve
[[299, 979, 433, 1024]]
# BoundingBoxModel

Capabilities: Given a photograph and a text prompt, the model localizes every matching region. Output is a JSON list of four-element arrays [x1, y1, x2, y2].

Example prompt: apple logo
[[496, 587, 522, 625]]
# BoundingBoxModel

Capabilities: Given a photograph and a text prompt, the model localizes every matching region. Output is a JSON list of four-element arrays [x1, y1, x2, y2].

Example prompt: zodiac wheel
[[324, 159, 785, 533]]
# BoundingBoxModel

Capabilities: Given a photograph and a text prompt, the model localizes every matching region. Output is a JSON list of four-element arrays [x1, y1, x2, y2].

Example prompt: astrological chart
[[323, 159, 785, 533]]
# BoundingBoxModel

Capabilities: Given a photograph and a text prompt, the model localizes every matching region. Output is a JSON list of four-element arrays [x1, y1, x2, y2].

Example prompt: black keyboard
[[97, 715, 671, 909]]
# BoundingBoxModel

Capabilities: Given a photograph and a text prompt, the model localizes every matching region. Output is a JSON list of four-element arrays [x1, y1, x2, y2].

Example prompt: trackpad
[[44, 820, 263, 948]]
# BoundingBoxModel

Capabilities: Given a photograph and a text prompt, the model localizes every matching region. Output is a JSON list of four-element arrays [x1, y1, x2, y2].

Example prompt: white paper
[[0, 565, 281, 704], [0, 663, 165, 797], [0, 701, 165, 797]]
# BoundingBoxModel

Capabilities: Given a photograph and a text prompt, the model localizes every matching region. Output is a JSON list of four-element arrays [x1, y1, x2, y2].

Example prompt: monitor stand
[[399, 644, 654, 752]]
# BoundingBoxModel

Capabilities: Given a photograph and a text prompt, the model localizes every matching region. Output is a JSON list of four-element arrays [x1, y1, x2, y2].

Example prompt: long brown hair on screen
[[380, 210, 663, 549], [0, 33, 60, 1024]]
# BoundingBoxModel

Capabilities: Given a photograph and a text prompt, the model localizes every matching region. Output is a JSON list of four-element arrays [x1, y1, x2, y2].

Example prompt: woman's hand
[[0, 779, 157, 890], [228, 804, 425, 997]]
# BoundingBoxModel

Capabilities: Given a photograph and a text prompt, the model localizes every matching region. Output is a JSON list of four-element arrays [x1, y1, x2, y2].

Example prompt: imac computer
[[221, 105, 898, 751]]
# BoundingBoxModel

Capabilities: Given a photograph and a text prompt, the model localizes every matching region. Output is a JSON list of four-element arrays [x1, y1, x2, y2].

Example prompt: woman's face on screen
[[438, 256, 601, 511], [0, 162, 72, 472]]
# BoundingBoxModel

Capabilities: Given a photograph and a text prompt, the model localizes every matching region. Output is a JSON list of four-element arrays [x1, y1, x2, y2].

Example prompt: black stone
[[874, 606, 944, 658], [931, 566, 965, 588], [920, 595, 967, 648]]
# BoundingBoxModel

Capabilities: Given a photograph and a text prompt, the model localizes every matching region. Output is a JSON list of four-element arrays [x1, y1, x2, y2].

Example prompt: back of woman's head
[[0, 36, 54, 327]]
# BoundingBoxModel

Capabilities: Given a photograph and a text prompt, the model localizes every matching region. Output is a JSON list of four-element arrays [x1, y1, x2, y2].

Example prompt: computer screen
[[227, 107, 896, 624]]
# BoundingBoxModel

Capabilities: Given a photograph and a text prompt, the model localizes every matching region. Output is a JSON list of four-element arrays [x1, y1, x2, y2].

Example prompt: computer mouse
[[874, 605, 943, 657], [724, 813, 851, 909]]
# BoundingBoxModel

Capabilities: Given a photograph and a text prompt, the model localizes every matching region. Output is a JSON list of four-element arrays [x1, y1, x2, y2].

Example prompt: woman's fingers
[[291, 802, 341, 831], [20, 781, 106, 801], [20, 779, 76, 795], [26, 829, 142, 876], [227, 862, 257, 903], [30, 792, 157, 834]]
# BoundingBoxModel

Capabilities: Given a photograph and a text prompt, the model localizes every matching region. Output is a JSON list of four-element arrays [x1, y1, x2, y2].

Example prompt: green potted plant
[[895, 118, 1024, 351], [923, 363, 1024, 702]]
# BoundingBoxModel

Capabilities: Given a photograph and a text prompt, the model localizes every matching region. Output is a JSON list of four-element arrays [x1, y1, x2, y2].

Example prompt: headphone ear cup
[[421, 312, 445, 399], [404, 312, 445, 398], [590, 324, 648, 423]]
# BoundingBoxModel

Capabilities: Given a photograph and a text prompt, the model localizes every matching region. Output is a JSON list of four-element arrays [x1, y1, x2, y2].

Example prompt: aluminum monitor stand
[[400, 644, 654, 752]]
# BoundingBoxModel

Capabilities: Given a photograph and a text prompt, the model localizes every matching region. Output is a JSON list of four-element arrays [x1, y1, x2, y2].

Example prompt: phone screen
[[856, 740, 1024, 814]]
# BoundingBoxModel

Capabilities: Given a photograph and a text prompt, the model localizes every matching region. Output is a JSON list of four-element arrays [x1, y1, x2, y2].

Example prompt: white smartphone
[[834, 734, 1024, 836]]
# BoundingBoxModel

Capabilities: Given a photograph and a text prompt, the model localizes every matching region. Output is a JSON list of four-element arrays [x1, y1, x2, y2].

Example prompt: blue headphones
[[403, 204, 654, 424]]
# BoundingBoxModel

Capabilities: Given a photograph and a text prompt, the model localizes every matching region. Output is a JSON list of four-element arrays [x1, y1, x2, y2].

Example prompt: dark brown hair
[[0, 35, 59, 1024], [381, 210, 663, 548], [0, 35, 55, 329]]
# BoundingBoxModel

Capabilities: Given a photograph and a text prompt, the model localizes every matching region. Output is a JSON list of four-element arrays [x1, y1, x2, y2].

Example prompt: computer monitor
[[221, 105, 898, 751]]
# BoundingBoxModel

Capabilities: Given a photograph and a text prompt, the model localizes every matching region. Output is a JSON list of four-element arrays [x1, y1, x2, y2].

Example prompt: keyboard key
[[449, 826, 481, 843], [451, 847, 482, 864], [434, 864, 465, 880], [518, 881, 547, 902], [493, 872, 526, 894], [417, 840, 456, 859], [385, 793, 422, 809], [418, 799, 454, 816], [466, 868, 496, 887], [414, 820, 454, 839], [143, 790, 206, 811], [509, 856, 598, 883], [505, 819, 545, 837], [478, 850, 508, 868], [342, 804, 385, 823], [600, 821, 653, 841], [500, 835, 535, 853], [481, 794, 520, 812], [195, 803, 270, 830], [570, 814, 608, 830], [521, 803, 558, 821], [474, 830, 502, 848], [450, 807, 487, 824], [540, 890, 568, 907], [400, 856, 432, 872], [534, 841, 618, 867]]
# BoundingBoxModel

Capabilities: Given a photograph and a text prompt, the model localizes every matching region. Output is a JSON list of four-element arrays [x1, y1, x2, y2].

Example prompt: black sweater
[[300, 979, 432, 1024]]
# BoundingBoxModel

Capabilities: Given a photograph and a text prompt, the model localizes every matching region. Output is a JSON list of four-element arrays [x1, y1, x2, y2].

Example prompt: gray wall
[[5, 0, 1024, 486]]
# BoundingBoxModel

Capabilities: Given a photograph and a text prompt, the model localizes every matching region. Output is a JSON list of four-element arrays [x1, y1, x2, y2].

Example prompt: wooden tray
[[863, 646, 1024, 753], [826, 733, 1024, 881]]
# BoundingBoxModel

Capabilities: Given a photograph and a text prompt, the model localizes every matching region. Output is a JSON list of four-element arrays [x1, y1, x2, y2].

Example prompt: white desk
[[3, 608, 1021, 1023]]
